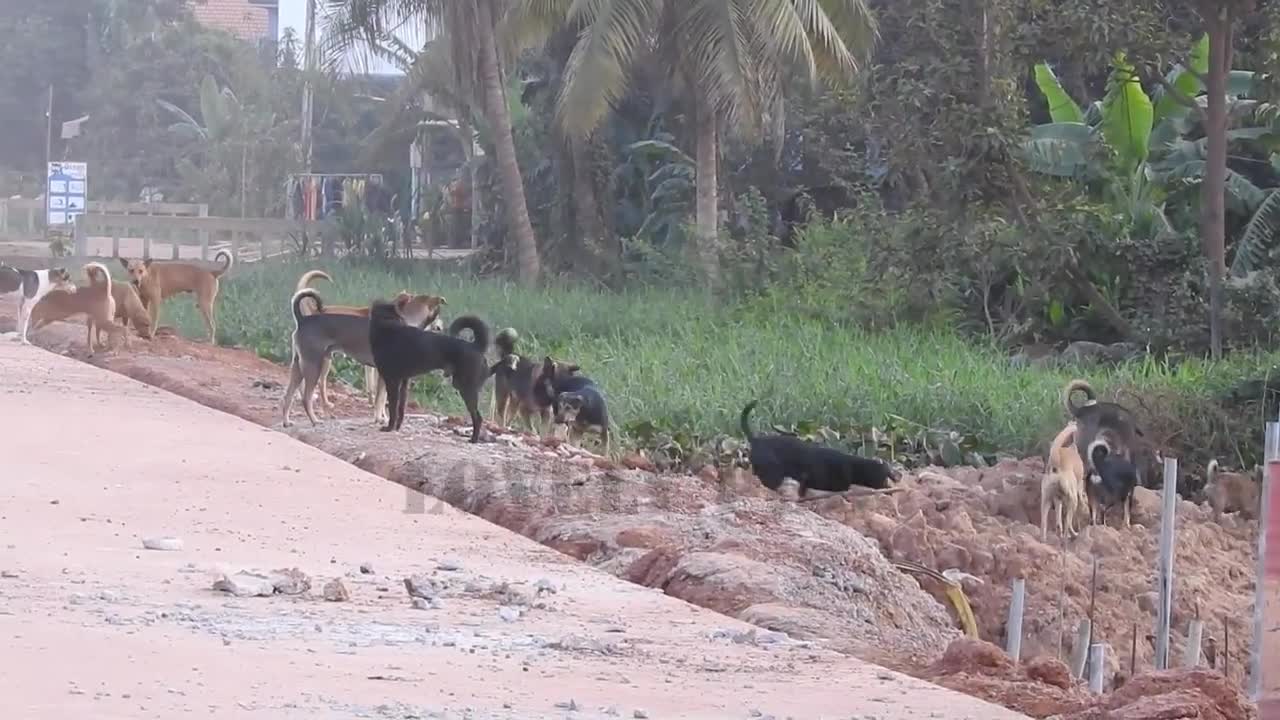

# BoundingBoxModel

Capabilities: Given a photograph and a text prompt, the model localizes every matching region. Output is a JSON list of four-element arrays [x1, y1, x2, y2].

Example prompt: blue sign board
[[47, 161, 88, 226]]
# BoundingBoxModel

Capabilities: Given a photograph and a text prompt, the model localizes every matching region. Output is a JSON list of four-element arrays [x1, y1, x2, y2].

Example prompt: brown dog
[[292, 269, 446, 417], [29, 263, 129, 355], [1205, 459, 1261, 522], [120, 249, 233, 342], [111, 282, 153, 338], [1040, 422, 1088, 541]]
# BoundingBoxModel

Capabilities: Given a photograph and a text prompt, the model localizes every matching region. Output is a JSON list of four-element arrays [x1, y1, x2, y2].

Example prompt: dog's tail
[[1063, 379, 1097, 417], [292, 288, 322, 327], [1087, 437, 1111, 472], [212, 249, 235, 278], [295, 269, 331, 292], [495, 327, 519, 357], [83, 262, 112, 291], [740, 400, 759, 441], [1207, 459, 1220, 485], [449, 315, 490, 353]]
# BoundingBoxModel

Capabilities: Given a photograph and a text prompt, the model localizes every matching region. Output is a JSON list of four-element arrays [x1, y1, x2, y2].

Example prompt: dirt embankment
[[3, 308, 1262, 718]]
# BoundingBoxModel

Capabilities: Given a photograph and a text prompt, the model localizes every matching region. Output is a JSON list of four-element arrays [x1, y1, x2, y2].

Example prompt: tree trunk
[[240, 142, 247, 219], [694, 98, 721, 287], [1202, 2, 1231, 359], [571, 137, 611, 272], [475, 0, 540, 284]]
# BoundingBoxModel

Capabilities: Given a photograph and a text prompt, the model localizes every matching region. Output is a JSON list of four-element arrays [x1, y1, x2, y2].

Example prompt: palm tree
[[514, 0, 877, 285], [325, 0, 542, 284]]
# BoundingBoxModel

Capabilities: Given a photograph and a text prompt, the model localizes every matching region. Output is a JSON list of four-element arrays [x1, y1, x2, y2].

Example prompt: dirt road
[[0, 339, 1028, 719]]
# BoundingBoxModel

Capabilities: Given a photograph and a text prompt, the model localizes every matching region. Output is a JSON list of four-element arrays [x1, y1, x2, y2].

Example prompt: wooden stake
[[1007, 578, 1026, 662], [1070, 619, 1092, 679], [1089, 643, 1107, 694], [1155, 456, 1179, 670]]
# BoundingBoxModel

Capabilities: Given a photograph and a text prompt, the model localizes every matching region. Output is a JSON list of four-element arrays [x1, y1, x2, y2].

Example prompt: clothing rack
[[285, 173, 385, 221]]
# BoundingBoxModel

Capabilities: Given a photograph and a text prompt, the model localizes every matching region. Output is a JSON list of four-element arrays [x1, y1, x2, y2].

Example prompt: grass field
[[151, 258, 1280, 469]]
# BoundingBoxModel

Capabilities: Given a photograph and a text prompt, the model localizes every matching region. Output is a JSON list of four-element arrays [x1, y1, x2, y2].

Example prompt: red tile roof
[[190, 0, 269, 41]]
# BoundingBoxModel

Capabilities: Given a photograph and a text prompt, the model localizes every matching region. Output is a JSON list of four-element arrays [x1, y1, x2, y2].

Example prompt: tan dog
[[120, 249, 233, 342], [111, 282, 153, 338], [28, 263, 129, 355], [1205, 459, 1261, 522], [1041, 422, 1088, 541], [292, 270, 446, 423]]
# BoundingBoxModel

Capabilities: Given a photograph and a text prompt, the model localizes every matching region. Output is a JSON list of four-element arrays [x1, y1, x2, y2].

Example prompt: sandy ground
[[0, 339, 1029, 719]]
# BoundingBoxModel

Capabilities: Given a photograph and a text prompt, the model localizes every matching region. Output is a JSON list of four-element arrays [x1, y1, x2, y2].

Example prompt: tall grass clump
[[154, 258, 1280, 471]]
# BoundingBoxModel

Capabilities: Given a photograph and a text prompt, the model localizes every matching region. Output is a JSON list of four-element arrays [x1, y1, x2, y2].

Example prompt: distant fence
[[71, 213, 329, 266], [0, 198, 209, 236]]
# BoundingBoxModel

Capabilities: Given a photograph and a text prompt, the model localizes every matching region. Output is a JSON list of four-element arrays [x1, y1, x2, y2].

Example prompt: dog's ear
[[565, 364, 581, 375], [118, 257, 130, 269], [541, 356, 556, 375], [394, 293, 411, 308], [436, 296, 447, 306], [143, 258, 153, 268]]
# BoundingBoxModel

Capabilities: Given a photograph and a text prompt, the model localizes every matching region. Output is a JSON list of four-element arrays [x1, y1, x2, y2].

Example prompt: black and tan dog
[[369, 299, 490, 442], [489, 328, 550, 431], [534, 356, 610, 452], [1063, 379, 1143, 527], [740, 400, 893, 498]]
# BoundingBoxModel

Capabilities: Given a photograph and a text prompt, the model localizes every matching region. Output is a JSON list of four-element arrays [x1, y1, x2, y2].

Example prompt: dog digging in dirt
[[368, 298, 490, 441], [293, 269, 446, 418], [1063, 379, 1143, 527], [533, 356, 610, 453], [1040, 421, 1089, 541], [1205, 459, 1261, 522], [27, 263, 129, 355], [489, 328, 552, 431], [120, 249, 233, 343], [739, 400, 894, 499]]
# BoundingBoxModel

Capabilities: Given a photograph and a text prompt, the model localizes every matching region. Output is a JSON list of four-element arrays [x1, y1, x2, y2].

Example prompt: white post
[[1154, 456, 1178, 670], [1250, 426, 1278, 700], [1070, 619, 1092, 679], [1088, 643, 1106, 694], [1006, 578, 1026, 662], [1184, 619, 1204, 667]]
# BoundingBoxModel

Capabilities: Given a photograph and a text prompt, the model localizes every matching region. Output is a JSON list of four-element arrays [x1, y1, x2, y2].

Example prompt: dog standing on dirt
[[120, 249, 233, 343], [534, 356, 611, 452], [368, 299, 490, 441], [1063, 379, 1143, 527], [27, 263, 129, 355], [490, 328, 551, 431], [1205, 459, 1261, 522], [1040, 422, 1088, 541], [0, 263, 73, 344], [293, 269, 446, 415], [740, 400, 893, 499], [111, 282, 153, 338]]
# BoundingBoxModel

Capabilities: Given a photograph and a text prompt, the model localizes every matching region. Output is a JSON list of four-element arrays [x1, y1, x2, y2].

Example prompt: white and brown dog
[[1040, 421, 1088, 541], [28, 263, 129, 354], [0, 263, 74, 344]]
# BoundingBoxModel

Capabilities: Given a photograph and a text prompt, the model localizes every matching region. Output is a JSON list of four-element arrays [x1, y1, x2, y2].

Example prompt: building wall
[[189, 0, 270, 42]]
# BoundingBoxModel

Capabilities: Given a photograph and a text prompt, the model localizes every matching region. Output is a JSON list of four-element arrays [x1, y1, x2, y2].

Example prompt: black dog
[[368, 300, 490, 442], [1086, 443, 1139, 527], [1064, 379, 1144, 524], [535, 357, 610, 450], [740, 401, 892, 498]]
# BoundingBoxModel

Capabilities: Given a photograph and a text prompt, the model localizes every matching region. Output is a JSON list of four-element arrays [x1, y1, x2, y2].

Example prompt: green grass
[[151, 258, 1280, 469]]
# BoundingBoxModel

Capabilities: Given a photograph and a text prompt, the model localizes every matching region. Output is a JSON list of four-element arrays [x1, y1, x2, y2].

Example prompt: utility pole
[[44, 84, 54, 227], [300, 0, 315, 172]]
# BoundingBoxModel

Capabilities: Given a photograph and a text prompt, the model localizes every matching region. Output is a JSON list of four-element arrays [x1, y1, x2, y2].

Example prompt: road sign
[[47, 161, 87, 227]]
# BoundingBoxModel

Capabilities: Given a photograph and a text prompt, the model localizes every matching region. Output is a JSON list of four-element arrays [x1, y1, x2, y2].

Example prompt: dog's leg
[[1064, 489, 1078, 538], [601, 426, 611, 457], [381, 376, 400, 432], [460, 383, 483, 444], [17, 301, 32, 344], [1123, 495, 1132, 528], [85, 317, 97, 356], [316, 355, 334, 413], [281, 354, 304, 427], [199, 286, 217, 343], [373, 374, 389, 426], [300, 355, 326, 426], [394, 379, 411, 430]]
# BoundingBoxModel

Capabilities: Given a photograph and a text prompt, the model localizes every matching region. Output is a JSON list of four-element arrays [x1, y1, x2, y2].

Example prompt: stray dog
[[120, 249, 233, 342], [490, 328, 551, 430], [0, 263, 73, 343], [1040, 422, 1088, 541], [28, 263, 129, 355], [1086, 444, 1140, 527], [1205, 459, 1261, 521], [111, 282, 153, 338], [368, 300, 490, 441], [1063, 379, 1144, 526], [534, 356, 610, 452], [740, 400, 893, 498], [293, 269, 446, 414]]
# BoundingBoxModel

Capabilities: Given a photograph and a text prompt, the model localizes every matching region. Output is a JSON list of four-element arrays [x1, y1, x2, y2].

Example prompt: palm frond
[[680, 0, 758, 130], [1232, 189, 1280, 276], [556, 0, 660, 139]]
